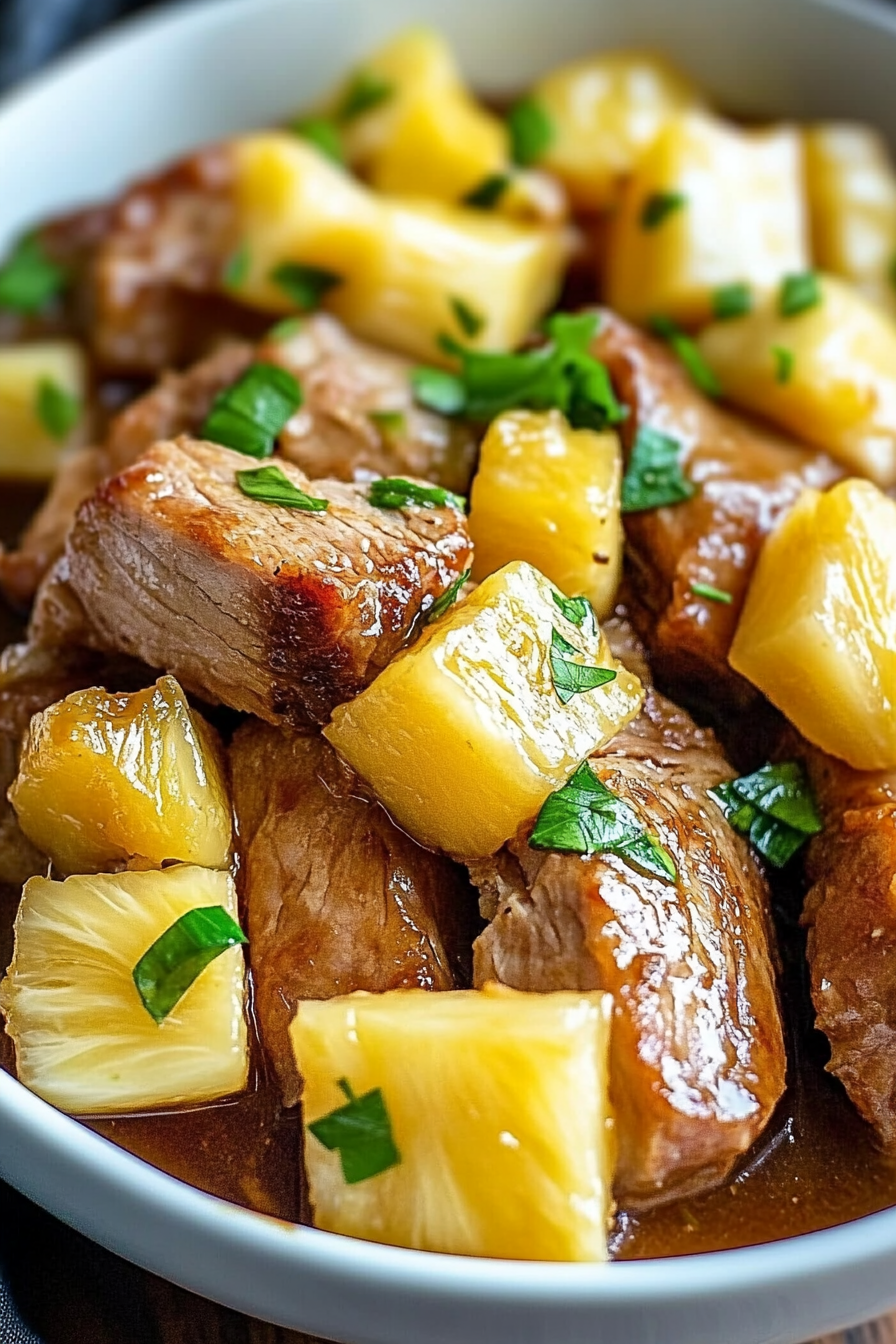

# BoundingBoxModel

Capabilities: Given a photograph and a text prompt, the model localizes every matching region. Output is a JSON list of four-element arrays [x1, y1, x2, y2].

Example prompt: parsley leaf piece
[[640, 191, 686, 229], [35, 379, 80, 440], [236, 464, 329, 511], [779, 270, 822, 317], [271, 262, 342, 312], [552, 590, 597, 634], [531, 761, 678, 883], [712, 282, 753, 321], [222, 242, 250, 290], [132, 906, 248, 1024], [266, 315, 304, 342], [427, 568, 471, 623], [709, 761, 822, 868], [549, 628, 616, 705], [291, 115, 344, 164], [308, 1078, 401, 1185], [450, 295, 485, 339], [772, 344, 795, 384], [336, 70, 394, 124], [507, 97, 554, 167], [369, 409, 407, 436], [411, 366, 467, 415], [462, 173, 511, 210], [621, 425, 696, 514], [690, 581, 733, 605], [650, 315, 721, 398], [368, 477, 465, 511], [0, 233, 67, 313], [202, 362, 302, 458]]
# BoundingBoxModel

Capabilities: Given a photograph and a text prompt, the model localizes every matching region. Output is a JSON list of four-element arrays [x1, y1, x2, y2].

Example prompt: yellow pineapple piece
[[469, 410, 623, 619], [229, 133, 569, 362], [0, 341, 86, 480], [0, 865, 248, 1114], [533, 50, 704, 212], [292, 983, 615, 1262], [730, 479, 896, 771], [324, 560, 644, 858], [605, 113, 808, 327], [804, 124, 896, 317], [10, 675, 232, 875], [697, 274, 896, 488]]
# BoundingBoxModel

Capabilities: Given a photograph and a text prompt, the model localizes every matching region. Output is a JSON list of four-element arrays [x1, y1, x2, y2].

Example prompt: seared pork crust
[[61, 438, 472, 726], [231, 721, 476, 1104]]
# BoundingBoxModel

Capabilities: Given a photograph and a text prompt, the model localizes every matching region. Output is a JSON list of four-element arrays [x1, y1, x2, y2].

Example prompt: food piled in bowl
[[0, 26, 895, 1265]]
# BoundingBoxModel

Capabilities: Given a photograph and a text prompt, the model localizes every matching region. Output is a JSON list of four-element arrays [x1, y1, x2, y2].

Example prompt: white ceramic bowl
[[2, 1, 896, 1339]]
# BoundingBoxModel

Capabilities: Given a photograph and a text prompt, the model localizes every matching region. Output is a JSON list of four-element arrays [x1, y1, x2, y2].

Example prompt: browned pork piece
[[471, 618, 786, 1208], [231, 721, 477, 1104], [58, 437, 472, 725], [592, 310, 843, 706]]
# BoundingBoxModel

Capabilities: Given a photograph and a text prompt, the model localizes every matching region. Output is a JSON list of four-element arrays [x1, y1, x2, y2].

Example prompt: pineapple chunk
[[229, 134, 568, 362], [804, 124, 896, 317], [730, 479, 896, 771], [605, 113, 808, 327], [0, 865, 248, 1114], [533, 50, 704, 212], [696, 274, 896, 488], [324, 560, 644, 858], [0, 341, 86, 480], [292, 984, 615, 1261], [469, 410, 623, 620], [10, 676, 232, 875]]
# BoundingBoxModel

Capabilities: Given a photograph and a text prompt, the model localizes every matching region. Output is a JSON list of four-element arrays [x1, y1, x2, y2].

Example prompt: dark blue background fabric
[[0, 0, 157, 92]]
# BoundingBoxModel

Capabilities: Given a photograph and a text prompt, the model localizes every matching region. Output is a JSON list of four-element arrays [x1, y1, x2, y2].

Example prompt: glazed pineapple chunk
[[697, 274, 896, 487], [804, 124, 896, 316], [228, 134, 568, 362], [605, 113, 807, 327], [533, 50, 704, 212], [0, 865, 248, 1114], [292, 984, 615, 1262], [0, 341, 86, 480], [10, 676, 231, 875], [469, 411, 623, 620], [324, 561, 644, 858], [730, 479, 896, 771]]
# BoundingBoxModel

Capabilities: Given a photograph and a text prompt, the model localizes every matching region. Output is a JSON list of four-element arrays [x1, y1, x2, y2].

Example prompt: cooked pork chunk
[[231, 721, 477, 1104], [593, 310, 843, 706], [471, 619, 785, 1207], [60, 438, 472, 725]]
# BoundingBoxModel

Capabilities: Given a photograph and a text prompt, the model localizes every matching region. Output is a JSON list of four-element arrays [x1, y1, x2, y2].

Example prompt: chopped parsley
[[650, 315, 721, 398], [271, 262, 342, 313], [690, 581, 732, 605], [410, 367, 466, 416], [450, 295, 485, 339], [336, 70, 394, 124], [35, 378, 80, 440], [0, 233, 67, 313], [779, 271, 822, 318], [369, 409, 407, 437], [368, 477, 465, 511], [266, 315, 305, 342], [291, 115, 344, 164], [427, 568, 471, 622], [712, 282, 753, 321], [530, 761, 678, 884], [132, 906, 248, 1024], [307, 1078, 401, 1185], [462, 173, 511, 210], [709, 761, 823, 868], [549, 629, 616, 705], [236, 464, 328, 511], [621, 425, 696, 514], [222, 243, 250, 290], [507, 97, 554, 167], [772, 344, 795, 384], [202, 362, 302, 458], [640, 191, 686, 230], [552, 590, 597, 634]]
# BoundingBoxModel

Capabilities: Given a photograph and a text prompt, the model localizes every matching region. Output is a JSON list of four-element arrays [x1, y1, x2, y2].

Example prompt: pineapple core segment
[[324, 561, 644, 859], [0, 865, 248, 1114], [730, 478, 896, 771], [10, 675, 232, 875], [292, 984, 615, 1262]]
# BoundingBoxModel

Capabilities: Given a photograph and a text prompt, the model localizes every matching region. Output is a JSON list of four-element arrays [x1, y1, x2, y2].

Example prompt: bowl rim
[[2, 0, 896, 1312]]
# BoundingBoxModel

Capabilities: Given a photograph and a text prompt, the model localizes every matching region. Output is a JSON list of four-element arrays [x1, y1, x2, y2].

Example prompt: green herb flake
[[450, 295, 485, 339], [462, 173, 511, 210], [222, 242, 250, 290], [621, 425, 696, 514], [709, 761, 822, 868], [291, 115, 344, 164], [308, 1078, 401, 1184], [411, 366, 467, 416], [552, 590, 597, 634], [132, 906, 248, 1024], [271, 262, 342, 313], [549, 628, 616, 705], [531, 761, 678, 883], [650, 315, 721, 398], [507, 97, 554, 168], [35, 378, 80, 441], [236, 464, 329, 511], [368, 476, 465, 511], [772, 344, 795, 385], [201, 362, 302, 458], [690, 581, 733, 605], [712, 282, 753, 321], [336, 70, 395, 124], [640, 191, 686, 230], [369, 409, 407, 437], [779, 270, 822, 318], [427, 568, 471, 623], [266, 315, 305, 342], [0, 233, 67, 313]]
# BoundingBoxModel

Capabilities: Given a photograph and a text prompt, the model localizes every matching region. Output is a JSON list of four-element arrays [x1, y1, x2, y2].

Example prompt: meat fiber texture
[[59, 437, 473, 726], [471, 617, 786, 1209], [231, 721, 477, 1104]]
